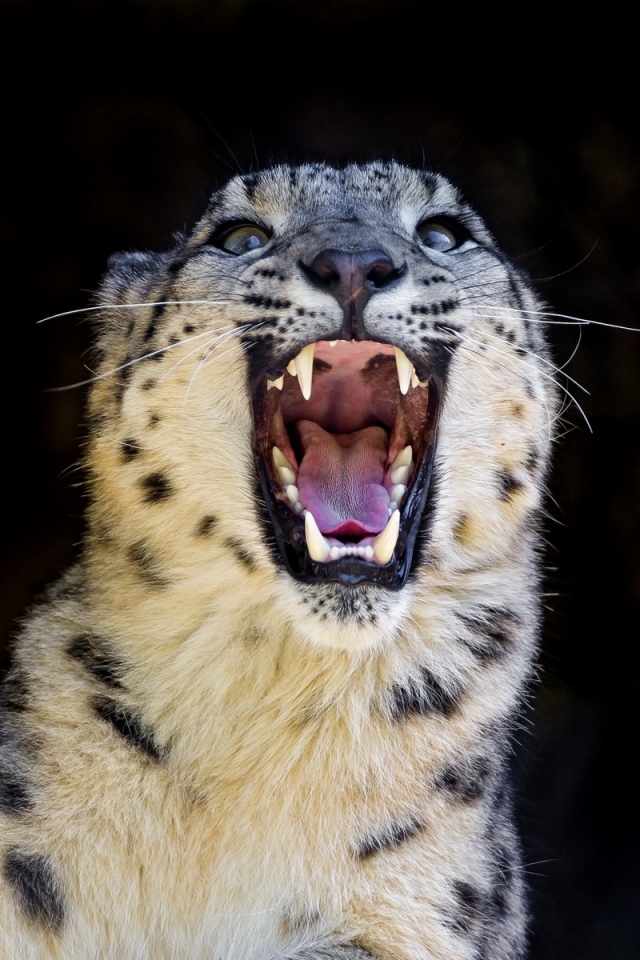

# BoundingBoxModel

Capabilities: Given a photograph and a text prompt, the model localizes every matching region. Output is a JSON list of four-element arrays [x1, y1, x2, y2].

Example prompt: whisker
[[38, 297, 242, 325]]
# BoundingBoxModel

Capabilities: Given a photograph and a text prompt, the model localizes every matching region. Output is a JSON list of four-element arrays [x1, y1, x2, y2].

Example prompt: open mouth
[[253, 340, 440, 587]]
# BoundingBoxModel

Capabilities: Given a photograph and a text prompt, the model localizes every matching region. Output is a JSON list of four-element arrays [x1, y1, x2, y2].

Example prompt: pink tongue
[[296, 420, 390, 536]]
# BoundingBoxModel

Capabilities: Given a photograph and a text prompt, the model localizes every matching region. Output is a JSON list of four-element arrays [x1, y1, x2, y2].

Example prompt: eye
[[416, 220, 458, 252], [215, 224, 271, 255]]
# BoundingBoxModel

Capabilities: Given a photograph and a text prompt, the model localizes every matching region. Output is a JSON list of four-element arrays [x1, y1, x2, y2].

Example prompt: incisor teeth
[[328, 340, 338, 347], [295, 343, 315, 400], [267, 375, 284, 390], [305, 511, 331, 562], [284, 484, 300, 505], [286, 359, 297, 377], [411, 370, 420, 389], [372, 510, 401, 565], [390, 447, 413, 484], [394, 347, 414, 395], [389, 483, 407, 503]]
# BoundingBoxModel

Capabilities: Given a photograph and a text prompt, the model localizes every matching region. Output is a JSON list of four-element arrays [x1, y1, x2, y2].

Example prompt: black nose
[[302, 248, 404, 339]]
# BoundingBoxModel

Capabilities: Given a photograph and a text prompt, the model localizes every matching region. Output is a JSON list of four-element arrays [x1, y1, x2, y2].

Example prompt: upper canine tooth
[[277, 465, 296, 485], [267, 375, 284, 390], [372, 510, 401, 564], [272, 446, 292, 469], [287, 359, 297, 377], [391, 445, 413, 469], [295, 343, 315, 400], [394, 347, 414, 395], [304, 511, 331, 562]]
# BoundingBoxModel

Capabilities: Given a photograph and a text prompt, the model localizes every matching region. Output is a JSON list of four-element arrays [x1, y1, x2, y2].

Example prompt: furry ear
[[105, 250, 158, 277], [92, 249, 167, 348]]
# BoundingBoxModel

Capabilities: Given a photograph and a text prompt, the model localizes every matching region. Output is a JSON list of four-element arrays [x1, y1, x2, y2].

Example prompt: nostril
[[366, 261, 405, 289]]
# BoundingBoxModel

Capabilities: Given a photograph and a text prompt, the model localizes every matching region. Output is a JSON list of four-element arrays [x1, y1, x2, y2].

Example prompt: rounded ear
[[105, 250, 160, 284]]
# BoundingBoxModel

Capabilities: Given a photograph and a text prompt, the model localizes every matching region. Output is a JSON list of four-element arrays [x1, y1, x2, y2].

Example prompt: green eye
[[220, 225, 271, 255], [416, 221, 458, 252]]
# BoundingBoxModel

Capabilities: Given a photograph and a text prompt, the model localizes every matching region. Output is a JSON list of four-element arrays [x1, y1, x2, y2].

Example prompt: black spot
[[142, 318, 157, 342], [121, 438, 142, 461], [457, 606, 520, 664], [67, 634, 124, 689], [127, 541, 169, 588], [435, 755, 493, 803], [450, 880, 486, 934], [148, 413, 161, 427], [433, 320, 462, 334], [355, 816, 424, 860], [389, 667, 462, 721], [506, 330, 516, 344], [183, 324, 195, 334], [3, 849, 64, 931], [489, 844, 514, 918], [498, 472, 525, 501], [166, 256, 187, 276], [525, 448, 540, 472], [142, 300, 166, 343], [141, 378, 157, 391], [224, 538, 257, 572], [93, 696, 162, 761], [494, 322, 505, 335], [242, 172, 259, 201], [196, 514, 218, 537], [140, 473, 173, 503], [245, 294, 291, 310], [0, 773, 31, 814]]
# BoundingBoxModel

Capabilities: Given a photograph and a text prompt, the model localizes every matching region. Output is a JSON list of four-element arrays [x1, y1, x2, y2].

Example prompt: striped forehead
[[209, 164, 463, 233]]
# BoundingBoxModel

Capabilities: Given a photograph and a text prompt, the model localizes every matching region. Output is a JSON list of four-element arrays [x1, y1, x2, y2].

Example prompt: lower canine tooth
[[372, 510, 400, 564], [394, 347, 414, 396], [295, 343, 315, 400], [305, 511, 332, 562]]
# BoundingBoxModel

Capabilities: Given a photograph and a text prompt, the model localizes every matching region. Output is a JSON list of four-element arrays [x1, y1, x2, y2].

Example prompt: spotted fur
[[0, 163, 554, 958]]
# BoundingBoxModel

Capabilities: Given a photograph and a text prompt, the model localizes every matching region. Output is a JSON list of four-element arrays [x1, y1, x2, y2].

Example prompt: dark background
[[1, 1, 639, 956]]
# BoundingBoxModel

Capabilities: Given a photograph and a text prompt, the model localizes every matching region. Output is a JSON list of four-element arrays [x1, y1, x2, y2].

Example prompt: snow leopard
[[0, 162, 554, 959]]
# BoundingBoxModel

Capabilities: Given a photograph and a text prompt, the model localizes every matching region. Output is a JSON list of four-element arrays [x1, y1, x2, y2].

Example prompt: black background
[[1, 1, 639, 956]]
